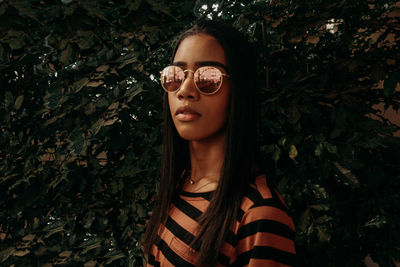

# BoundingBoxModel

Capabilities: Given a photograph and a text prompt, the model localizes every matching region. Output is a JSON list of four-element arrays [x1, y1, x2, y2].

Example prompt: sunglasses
[[160, 65, 230, 95]]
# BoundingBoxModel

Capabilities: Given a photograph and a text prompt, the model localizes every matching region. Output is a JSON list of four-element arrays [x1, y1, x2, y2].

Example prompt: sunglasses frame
[[160, 65, 230, 95]]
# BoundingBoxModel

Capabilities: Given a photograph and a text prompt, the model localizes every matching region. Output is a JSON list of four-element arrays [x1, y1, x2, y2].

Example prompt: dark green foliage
[[0, 0, 399, 266]]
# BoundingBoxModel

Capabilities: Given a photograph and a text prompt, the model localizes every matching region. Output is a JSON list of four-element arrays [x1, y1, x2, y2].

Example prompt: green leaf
[[84, 102, 96, 115], [96, 65, 109, 72], [0, 247, 16, 263], [22, 234, 35, 241], [298, 210, 311, 232], [90, 118, 105, 136], [105, 251, 126, 265], [278, 136, 286, 146], [309, 204, 329, 211], [323, 142, 337, 154], [0, 44, 7, 63], [87, 80, 104, 87], [107, 102, 119, 110], [5, 91, 13, 107], [136, 203, 146, 217], [43, 221, 66, 239], [72, 78, 89, 92], [147, 0, 173, 17], [60, 44, 73, 65], [95, 97, 109, 108], [289, 144, 298, 159], [113, 87, 120, 97], [104, 117, 118, 126], [317, 227, 331, 243], [0, 3, 8, 15], [117, 53, 139, 69], [364, 215, 387, 228], [315, 134, 325, 143], [58, 250, 72, 257], [261, 144, 275, 154], [333, 161, 360, 187], [10, 1, 39, 21], [84, 261, 97, 267], [272, 146, 281, 162], [79, 237, 103, 255], [12, 250, 30, 257], [128, 0, 142, 11], [384, 72, 399, 98], [5, 30, 26, 50], [83, 210, 95, 229], [126, 85, 144, 103], [73, 30, 96, 50], [315, 143, 323, 157], [287, 106, 301, 125], [14, 95, 24, 110]]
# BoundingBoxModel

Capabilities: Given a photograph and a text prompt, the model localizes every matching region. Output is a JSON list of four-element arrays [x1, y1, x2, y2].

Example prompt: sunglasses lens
[[194, 67, 223, 94], [161, 66, 184, 92]]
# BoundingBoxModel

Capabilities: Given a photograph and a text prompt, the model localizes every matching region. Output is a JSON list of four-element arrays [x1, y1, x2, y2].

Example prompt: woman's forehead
[[173, 34, 226, 66]]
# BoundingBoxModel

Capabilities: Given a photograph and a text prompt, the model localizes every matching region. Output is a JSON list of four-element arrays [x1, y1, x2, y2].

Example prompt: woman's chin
[[177, 131, 203, 141], [177, 128, 226, 143]]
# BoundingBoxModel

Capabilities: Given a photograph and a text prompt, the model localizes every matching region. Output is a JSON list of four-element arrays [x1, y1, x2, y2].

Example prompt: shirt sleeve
[[234, 202, 296, 267]]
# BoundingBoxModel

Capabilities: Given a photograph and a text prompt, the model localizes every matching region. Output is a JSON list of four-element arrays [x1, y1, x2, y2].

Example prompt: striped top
[[147, 174, 296, 266]]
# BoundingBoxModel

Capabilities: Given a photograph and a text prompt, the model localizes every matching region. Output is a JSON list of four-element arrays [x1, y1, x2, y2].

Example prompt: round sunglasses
[[160, 65, 230, 95]]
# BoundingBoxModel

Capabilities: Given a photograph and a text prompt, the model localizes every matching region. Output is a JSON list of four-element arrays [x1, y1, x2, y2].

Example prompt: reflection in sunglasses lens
[[195, 67, 222, 94], [161, 66, 222, 94], [162, 66, 184, 92]]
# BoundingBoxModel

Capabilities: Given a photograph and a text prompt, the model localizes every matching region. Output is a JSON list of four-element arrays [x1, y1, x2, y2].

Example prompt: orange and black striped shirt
[[148, 174, 296, 266]]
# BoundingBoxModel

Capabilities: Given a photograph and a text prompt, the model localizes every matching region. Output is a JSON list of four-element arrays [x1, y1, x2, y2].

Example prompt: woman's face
[[168, 33, 230, 142]]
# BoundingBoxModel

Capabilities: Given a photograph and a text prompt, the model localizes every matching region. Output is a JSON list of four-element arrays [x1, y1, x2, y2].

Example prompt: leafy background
[[0, 0, 399, 266]]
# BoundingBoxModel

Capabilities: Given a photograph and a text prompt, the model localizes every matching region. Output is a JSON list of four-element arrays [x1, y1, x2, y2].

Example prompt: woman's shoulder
[[232, 174, 296, 265], [243, 173, 285, 209], [239, 174, 295, 230]]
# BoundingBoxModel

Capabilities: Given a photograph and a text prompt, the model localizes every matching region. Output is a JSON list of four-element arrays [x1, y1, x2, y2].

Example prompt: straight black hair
[[143, 19, 260, 266]]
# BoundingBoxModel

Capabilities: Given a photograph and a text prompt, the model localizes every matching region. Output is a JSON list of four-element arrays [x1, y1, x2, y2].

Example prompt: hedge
[[0, 0, 399, 266]]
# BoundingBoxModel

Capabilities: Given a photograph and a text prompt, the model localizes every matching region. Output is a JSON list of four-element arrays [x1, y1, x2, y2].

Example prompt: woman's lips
[[175, 107, 201, 122]]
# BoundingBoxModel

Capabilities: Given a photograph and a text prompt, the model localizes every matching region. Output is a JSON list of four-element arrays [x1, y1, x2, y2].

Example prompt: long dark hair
[[143, 19, 260, 265]]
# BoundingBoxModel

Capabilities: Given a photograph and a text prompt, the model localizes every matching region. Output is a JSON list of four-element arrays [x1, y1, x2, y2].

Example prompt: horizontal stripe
[[251, 198, 289, 213], [148, 254, 158, 266], [234, 245, 296, 266], [237, 220, 295, 242], [157, 236, 196, 266], [165, 216, 201, 250], [224, 229, 236, 246], [237, 208, 245, 222], [173, 195, 203, 220], [243, 206, 295, 231], [179, 190, 213, 200], [236, 232, 295, 255], [218, 251, 231, 265], [168, 204, 200, 235], [181, 195, 209, 213], [246, 186, 265, 204]]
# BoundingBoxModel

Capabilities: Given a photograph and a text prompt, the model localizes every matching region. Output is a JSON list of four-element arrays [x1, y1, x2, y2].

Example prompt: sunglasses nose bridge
[[183, 69, 195, 80], [180, 69, 197, 89], [177, 69, 200, 97]]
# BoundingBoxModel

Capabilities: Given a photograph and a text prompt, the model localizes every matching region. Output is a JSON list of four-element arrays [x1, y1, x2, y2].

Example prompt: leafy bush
[[0, 0, 399, 266]]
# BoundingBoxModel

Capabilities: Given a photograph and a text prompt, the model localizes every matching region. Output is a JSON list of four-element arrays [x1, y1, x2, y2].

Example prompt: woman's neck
[[188, 131, 226, 183]]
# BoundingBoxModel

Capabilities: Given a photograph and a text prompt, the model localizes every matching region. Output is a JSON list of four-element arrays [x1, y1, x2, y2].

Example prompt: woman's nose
[[177, 70, 200, 100]]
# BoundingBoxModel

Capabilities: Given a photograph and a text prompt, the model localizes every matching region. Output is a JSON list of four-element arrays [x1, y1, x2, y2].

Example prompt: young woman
[[143, 19, 296, 266]]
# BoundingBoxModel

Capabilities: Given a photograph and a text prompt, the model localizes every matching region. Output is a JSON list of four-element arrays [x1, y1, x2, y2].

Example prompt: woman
[[143, 19, 296, 266]]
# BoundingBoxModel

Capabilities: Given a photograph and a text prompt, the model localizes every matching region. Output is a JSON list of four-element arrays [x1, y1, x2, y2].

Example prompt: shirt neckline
[[179, 189, 214, 199]]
